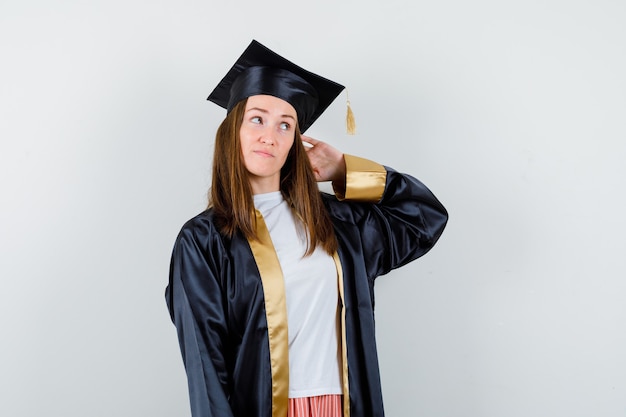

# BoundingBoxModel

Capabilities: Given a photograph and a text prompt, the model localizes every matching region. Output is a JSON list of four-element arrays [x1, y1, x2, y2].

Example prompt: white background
[[1, 0, 625, 416]]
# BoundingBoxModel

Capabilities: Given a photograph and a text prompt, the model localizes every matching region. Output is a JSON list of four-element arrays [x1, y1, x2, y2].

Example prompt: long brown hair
[[209, 98, 338, 255]]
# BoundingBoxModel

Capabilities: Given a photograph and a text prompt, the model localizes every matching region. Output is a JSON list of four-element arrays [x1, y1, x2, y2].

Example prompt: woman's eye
[[251, 116, 262, 124], [279, 122, 290, 131]]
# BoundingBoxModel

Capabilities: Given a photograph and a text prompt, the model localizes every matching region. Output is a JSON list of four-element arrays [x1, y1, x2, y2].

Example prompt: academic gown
[[166, 155, 448, 417]]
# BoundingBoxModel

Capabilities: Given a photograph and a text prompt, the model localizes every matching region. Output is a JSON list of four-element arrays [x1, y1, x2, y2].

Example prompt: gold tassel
[[346, 90, 356, 135]]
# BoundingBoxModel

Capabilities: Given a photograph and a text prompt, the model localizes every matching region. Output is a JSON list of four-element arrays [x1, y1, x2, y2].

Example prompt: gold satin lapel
[[333, 251, 351, 417], [248, 210, 289, 417]]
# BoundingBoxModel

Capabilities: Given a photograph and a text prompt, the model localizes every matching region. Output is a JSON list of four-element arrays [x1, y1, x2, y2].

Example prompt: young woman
[[166, 40, 448, 417]]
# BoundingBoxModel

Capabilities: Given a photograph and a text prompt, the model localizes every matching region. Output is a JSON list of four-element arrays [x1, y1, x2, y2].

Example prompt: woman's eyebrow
[[246, 107, 296, 121], [246, 107, 268, 114]]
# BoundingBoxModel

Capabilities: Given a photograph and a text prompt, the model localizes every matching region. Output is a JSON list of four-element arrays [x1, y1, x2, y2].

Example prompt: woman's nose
[[260, 129, 275, 145]]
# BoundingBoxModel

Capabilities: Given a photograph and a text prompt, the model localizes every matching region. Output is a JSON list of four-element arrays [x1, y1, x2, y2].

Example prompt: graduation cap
[[207, 40, 355, 134]]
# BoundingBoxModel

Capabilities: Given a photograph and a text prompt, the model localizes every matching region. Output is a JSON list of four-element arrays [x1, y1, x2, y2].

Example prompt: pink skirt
[[287, 395, 343, 417]]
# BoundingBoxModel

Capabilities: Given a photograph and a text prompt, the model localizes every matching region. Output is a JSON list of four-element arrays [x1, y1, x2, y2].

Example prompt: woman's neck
[[249, 175, 280, 195]]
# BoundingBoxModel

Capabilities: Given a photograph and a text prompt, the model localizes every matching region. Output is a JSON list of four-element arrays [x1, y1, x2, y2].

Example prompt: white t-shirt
[[254, 191, 342, 398]]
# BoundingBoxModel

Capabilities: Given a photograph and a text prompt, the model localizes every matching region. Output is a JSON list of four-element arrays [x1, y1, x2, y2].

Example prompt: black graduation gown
[[166, 155, 448, 417]]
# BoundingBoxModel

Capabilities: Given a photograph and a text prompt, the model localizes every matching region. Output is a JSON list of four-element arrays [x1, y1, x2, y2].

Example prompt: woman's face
[[240, 94, 297, 194]]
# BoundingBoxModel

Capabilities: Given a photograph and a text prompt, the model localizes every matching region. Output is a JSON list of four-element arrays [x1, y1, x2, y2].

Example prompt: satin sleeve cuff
[[332, 154, 387, 202]]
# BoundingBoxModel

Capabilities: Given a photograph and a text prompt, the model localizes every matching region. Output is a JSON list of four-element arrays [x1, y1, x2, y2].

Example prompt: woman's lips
[[253, 150, 274, 158]]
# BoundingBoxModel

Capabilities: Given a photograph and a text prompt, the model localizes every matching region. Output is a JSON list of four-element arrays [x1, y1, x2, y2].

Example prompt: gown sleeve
[[330, 154, 448, 279], [165, 216, 235, 417]]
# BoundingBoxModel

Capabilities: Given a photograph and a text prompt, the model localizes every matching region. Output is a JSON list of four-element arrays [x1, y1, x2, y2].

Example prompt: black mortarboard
[[207, 40, 346, 133]]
